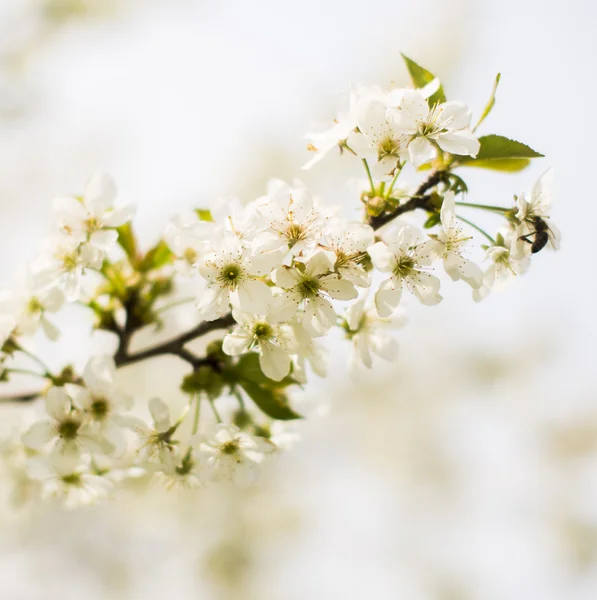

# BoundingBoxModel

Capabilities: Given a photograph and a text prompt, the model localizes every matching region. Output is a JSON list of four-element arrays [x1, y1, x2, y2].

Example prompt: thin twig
[[368, 170, 442, 230]]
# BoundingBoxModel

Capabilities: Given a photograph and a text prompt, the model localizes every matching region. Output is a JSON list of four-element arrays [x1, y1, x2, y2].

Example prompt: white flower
[[2, 280, 65, 341], [22, 386, 114, 469], [197, 235, 274, 321], [322, 222, 374, 287], [269, 421, 301, 450], [424, 192, 483, 289], [198, 424, 276, 488], [52, 172, 135, 255], [26, 457, 112, 509], [223, 305, 297, 382], [131, 397, 179, 469], [514, 168, 559, 255], [473, 233, 530, 302], [386, 89, 480, 167], [344, 297, 403, 368], [303, 108, 357, 169], [346, 93, 408, 180], [164, 212, 214, 275], [290, 321, 327, 383], [272, 251, 357, 336], [69, 355, 137, 456], [157, 448, 202, 491], [32, 234, 100, 301], [367, 225, 442, 316], [253, 181, 326, 264]]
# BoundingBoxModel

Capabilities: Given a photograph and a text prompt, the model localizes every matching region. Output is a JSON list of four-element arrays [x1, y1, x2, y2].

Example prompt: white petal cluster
[[30, 173, 135, 301], [303, 83, 479, 174], [0, 67, 558, 509]]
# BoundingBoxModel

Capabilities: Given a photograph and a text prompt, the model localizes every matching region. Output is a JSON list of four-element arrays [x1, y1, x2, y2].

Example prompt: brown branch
[[1, 171, 445, 403], [368, 170, 443, 231], [0, 391, 41, 403], [114, 314, 235, 369]]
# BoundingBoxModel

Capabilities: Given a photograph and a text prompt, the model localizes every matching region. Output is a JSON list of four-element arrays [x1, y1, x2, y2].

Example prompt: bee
[[518, 216, 558, 254]]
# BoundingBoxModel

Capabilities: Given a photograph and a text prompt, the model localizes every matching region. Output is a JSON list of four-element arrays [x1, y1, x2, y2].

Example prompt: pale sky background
[[0, 1, 595, 598]]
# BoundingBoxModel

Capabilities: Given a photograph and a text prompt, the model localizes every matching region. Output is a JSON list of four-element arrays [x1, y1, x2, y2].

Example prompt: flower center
[[59, 418, 80, 440], [253, 322, 273, 340], [183, 247, 198, 265], [218, 263, 242, 288], [286, 223, 306, 246], [393, 256, 416, 278], [298, 277, 321, 299], [27, 297, 43, 314], [91, 397, 109, 421], [378, 136, 401, 160], [61, 473, 83, 486], [220, 440, 240, 455]]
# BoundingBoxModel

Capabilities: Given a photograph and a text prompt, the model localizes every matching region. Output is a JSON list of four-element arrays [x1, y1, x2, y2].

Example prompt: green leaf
[[235, 352, 296, 387], [458, 158, 531, 172], [194, 208, 214, 222], [235, 352, 269, 384], [423, 213, 441, 229], [239, 380, 302, 421], [456, 135, 543, 172], [401, 53, 446, 105], [116, 223, 138, 265], [466, 135, 543, 161], [473, 73, 500, 132], [139, 240, 174, 272]]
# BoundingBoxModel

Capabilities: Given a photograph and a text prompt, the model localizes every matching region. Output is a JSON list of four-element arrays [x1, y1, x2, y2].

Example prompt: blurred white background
[[0, 0, 595, 598]]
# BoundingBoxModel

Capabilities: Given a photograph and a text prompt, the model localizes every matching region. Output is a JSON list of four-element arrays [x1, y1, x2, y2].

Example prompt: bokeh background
[[0, 0, 595, 598]]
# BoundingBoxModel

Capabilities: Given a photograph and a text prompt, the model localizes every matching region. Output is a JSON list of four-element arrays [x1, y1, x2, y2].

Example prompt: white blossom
[[69, 355, 137, 456], [22, 386, 114, 469], [367, 225, 442, 316], [26, 457, 112, 509], [473, 233, 530, 301], [303, 103, 357, 169], [514, 168, 559, 255], [198, 424, 276, 488], [344, 297, 403, 368], [164, 212, 214, 275], [223, 305, 298, 382], [32, 234, 100, 301], [253, 181, 326, 264], [424, 192, 483, 289], [322, 222, 374, 287], [273, 251, 357, 336], [197, 235, 274, 321], [131, 397, 179, 469], [346, 93, 408, 180], [52, 173, 135, 255], [386, 89, 479, 167]]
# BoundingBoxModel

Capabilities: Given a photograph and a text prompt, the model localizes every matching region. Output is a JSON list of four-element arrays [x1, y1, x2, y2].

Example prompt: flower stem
[[455, 201, 509, 213], [208, 398, 222, 424], [15, 345, 54, 380], [385, 162, 404, 199], [191, 394, 201, 435], [456, 214, 496, 244], [361, 159, 376, 195], [6, 368, 51, 381]]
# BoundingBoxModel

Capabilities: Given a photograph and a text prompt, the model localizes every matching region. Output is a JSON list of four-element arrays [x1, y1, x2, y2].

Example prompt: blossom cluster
[[0, 56, 558, 508]]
